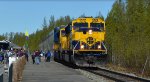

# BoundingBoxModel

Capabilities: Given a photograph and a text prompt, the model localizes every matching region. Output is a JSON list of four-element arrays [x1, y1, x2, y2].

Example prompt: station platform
[[22, 58, 93, 82]]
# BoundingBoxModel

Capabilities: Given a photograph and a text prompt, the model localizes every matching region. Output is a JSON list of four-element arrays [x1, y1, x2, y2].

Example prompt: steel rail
[[80, 67, 150, 82]]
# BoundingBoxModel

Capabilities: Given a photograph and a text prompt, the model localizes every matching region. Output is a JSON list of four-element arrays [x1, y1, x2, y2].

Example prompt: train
[[39, 31, 54, 51], [0, 40, 9, 50], [39, 17, 107, 66], [0, 40, 21, 50]]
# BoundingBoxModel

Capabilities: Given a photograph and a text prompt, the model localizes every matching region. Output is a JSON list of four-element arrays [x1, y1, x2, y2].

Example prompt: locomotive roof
[[0, 40, 10, 43]]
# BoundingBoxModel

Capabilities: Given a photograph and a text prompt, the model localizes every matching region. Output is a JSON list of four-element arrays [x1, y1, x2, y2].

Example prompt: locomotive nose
[[87, 37, 94, 45]]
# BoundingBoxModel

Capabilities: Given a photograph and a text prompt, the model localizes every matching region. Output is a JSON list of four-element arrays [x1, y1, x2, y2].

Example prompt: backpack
[[47, 52, 51, 57], [0, 56, 2, 61]]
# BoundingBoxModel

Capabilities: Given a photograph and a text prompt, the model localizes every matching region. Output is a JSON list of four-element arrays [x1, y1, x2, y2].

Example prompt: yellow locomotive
[[63, 17, 107, 66], [53, 25, 68, 61], [51, 17, 107, 66]]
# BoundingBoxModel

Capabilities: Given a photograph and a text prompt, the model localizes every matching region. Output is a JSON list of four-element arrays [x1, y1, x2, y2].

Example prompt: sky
[[0, 0, 115, 35]]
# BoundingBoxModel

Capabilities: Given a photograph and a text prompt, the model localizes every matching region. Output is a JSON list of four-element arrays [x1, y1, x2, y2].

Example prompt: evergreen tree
[[0, 35, 5, 40], [106, 0, 126, 64], [106, 0, 150, 74], [96, 11, 104, 20], [80, 13, 86, 17]]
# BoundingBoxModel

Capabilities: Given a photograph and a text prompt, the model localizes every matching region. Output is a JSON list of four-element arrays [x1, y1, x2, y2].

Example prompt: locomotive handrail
[[102, 42, 107, 54], [73, 31, 81, 61], [73, 41, 80, 50], [73, 41, 80, 60]]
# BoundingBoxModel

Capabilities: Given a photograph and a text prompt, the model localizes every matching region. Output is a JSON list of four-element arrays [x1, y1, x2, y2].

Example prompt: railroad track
[[80, 67, 150, 82], [56, 61, 150, 82]]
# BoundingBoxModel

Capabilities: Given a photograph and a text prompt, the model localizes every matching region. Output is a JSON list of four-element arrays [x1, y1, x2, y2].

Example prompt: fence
[[9, 64, 13, 82], [9, 56, 26, 82], [0, 65, 3, 82]]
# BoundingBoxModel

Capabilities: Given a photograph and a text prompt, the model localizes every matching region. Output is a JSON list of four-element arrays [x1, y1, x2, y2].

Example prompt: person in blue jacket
[[46, 50, 51, 62], [0, 50, 4, 64]]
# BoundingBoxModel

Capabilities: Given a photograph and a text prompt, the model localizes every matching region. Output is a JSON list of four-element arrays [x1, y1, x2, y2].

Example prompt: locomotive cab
[[59, 26, 68, 61]]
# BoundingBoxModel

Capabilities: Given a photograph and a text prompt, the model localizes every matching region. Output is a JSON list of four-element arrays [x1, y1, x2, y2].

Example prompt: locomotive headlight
[[81, 45, 84, 49], [98, 45, 101, 49], [89, 30, 92, 34]]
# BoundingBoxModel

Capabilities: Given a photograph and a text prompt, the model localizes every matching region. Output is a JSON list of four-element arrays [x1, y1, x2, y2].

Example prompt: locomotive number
[[92, 19, 98, 22], [80, 19, 86, 22]]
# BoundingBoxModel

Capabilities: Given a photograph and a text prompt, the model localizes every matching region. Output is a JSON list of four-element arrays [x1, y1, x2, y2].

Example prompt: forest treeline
[[106, 0, 150, 75], [0, 32, 26, 46], [0, 16, 72, 51], [28, 16, 72, 51]]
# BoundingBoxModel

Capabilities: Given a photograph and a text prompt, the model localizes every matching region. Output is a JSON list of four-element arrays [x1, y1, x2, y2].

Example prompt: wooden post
[[142, 57, 149, 76], [12, 56, 26, 82]]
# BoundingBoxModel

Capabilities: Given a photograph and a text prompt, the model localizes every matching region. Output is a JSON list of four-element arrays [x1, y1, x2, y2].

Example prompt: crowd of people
[[0, 48, 29, 64], [0, 47, 52, 65], [31, 50, 51, 65]]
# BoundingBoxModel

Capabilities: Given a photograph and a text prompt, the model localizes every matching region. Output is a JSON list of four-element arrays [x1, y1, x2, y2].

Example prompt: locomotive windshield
[[90, 23, 104, 31], [0, 42, 9, 50], [90, 23, 104, 27], [61, 30, 66, 36], [73, 23, 88, 27]]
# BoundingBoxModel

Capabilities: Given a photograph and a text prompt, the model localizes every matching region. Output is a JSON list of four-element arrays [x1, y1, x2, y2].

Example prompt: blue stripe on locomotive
[[54, 27, 60, 42], [72, 40, 80, 50]]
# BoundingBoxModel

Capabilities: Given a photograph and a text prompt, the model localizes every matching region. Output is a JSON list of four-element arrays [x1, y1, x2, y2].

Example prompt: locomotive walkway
[[22, 58, 93, 82]]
